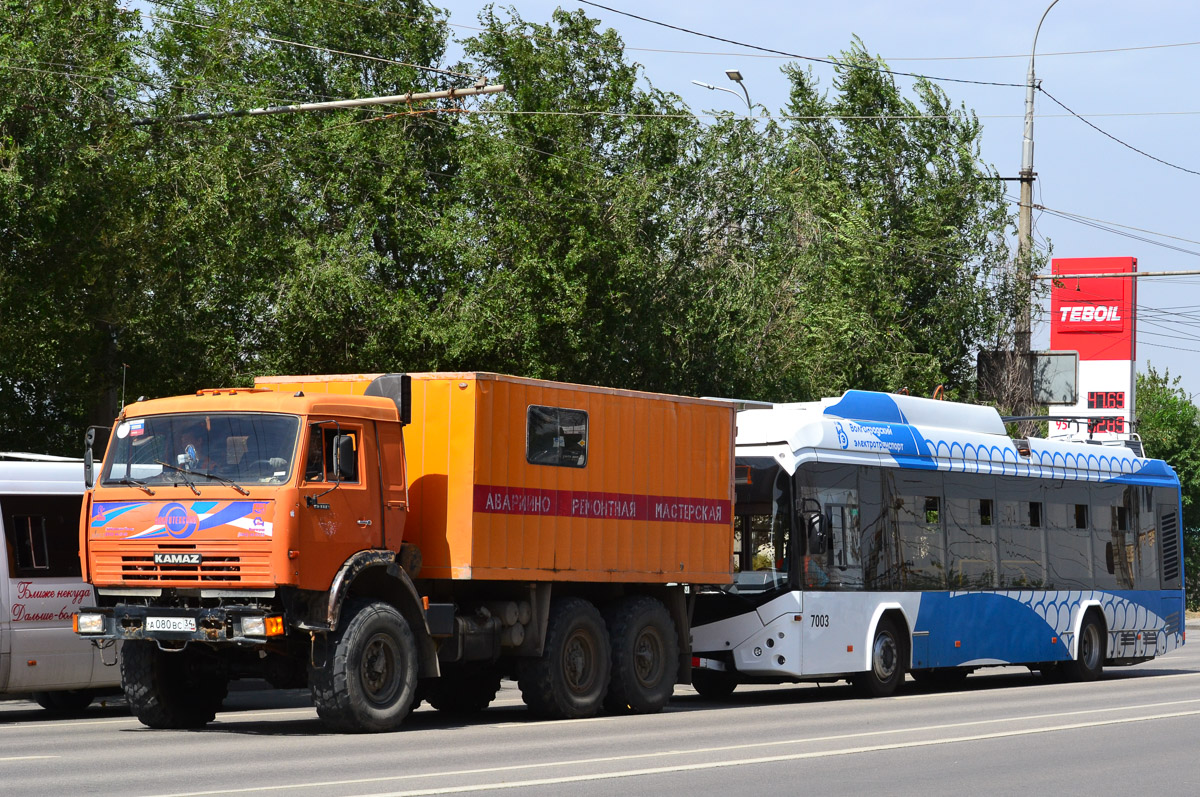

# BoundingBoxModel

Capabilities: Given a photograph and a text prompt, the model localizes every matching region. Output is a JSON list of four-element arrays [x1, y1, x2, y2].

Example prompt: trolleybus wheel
[[1063, 611, 1106, 682], [855, 616, 906, 698], [691, 668, 738, 700]]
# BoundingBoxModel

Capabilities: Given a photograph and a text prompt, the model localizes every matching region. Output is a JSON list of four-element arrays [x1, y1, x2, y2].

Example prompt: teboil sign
[[1049, 256, 1136, 442]]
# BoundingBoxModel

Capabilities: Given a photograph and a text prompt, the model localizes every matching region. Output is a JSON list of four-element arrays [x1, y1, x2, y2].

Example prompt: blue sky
[[432, 1, 1200, 404]]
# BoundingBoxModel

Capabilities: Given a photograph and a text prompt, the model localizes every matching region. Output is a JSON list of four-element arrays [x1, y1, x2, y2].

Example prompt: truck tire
[[309, 600, 418, 733], [518, 597, 611, 719], [427, 664, 502, 715], [603, 596, 678, 714], [33, 689, 96, 713], [122, 641, 228, 729]]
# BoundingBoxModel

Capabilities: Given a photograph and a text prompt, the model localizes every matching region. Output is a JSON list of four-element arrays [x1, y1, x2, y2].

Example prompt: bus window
[[795, 463, 862, 590], [1045, 481, 1093, 588], [890, 471, 946, 590], [997, 476, 1046, 588], [1134, 487, 1159, 588], [2, 495, 84, 579], [1094, 485, 1136, 590], [945, 473, 997, 589], [731, 458, 792, 592]]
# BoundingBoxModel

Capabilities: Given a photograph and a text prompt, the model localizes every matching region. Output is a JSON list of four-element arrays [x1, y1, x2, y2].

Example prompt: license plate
[[146, 616, 196, 633]]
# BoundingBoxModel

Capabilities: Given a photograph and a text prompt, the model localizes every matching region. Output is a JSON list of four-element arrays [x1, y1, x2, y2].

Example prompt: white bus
[[690, 391, 1185, 696], [0, 453, 120, 711]]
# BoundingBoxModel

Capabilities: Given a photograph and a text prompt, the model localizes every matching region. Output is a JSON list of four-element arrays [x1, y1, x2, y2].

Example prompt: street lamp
[[691, 69, 752, 112], [725, 69, 752, 111]]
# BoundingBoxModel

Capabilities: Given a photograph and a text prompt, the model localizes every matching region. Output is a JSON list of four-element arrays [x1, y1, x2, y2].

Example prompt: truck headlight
[[241, 617, 266, 636], [75, 612, 105, 634]]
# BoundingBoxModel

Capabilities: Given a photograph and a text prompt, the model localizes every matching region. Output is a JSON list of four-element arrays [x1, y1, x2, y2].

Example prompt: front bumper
[[76, 604, 283, 645]]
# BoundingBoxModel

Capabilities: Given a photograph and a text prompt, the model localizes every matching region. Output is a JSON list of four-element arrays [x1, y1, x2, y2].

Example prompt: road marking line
[[0, 755, 58, 762], [139, 699, 1200, 797], [344, 709, 1200, 797]]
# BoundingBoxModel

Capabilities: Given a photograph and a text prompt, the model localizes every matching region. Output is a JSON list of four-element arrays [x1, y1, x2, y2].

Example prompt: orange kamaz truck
[[75, 373, 735, 731]]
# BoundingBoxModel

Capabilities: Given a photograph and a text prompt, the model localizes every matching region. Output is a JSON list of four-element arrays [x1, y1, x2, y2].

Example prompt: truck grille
[[91, 543, 273, 587]]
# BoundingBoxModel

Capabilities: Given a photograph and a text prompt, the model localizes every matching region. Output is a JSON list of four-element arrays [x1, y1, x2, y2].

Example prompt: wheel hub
[[361, 632, 400, 705]]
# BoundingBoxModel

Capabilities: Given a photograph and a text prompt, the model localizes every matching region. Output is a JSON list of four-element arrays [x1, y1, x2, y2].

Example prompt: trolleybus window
[[996, 476, 1047, 588], [945, 473, 997, 589], [731, 458, 792, 592], [795, 463, 863, 590], [891, 471, 947, 590]]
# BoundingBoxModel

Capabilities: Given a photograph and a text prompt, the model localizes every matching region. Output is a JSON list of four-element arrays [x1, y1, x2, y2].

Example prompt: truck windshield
[[102, 413, 300, 488]]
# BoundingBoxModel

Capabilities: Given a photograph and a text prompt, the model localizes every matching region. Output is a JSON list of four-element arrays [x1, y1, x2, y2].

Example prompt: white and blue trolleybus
[[690, 390, 1185, 697]]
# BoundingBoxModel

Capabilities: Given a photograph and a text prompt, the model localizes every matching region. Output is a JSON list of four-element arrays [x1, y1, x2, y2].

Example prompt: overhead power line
[[576, 1, 1024, 88], [1038, 86, 1200, 178], [1036, 206, 1200, 248], [323, 0, 1200, 64], [1034, 206, 1200, 259]]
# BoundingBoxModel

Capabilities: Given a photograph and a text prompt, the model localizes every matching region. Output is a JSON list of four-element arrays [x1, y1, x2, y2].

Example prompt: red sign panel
[[473, 484, 731, 525], [1049, 257, 1136, 361]]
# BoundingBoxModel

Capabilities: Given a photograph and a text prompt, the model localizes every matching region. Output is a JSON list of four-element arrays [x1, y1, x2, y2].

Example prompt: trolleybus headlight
[[75, 612, 105, 634]]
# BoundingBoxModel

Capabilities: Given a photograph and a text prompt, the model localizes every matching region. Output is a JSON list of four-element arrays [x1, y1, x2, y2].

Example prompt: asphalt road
[[5, 633, 1200, 797]]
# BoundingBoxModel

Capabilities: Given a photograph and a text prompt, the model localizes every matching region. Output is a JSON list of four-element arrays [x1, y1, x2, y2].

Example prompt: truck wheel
[[427, 664, 502, 715], [122, 641, 227, 729], [1063, 611, 1106, 682], [853, 616, 906, 698], [691, 668, 738, 699], [603, 596, 678, 714], [33, 690, 96, 713], [310, 600, 418, 732], [518, 597, 611, 719]]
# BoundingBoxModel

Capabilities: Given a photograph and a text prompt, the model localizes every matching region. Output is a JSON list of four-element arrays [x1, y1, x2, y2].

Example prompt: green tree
[[0, 1, 146, 451], [432, 7, 697, 389], [774, 41, 1015, 400], [1135, 366, 1200, 609], [1, 5, 1027, 452]]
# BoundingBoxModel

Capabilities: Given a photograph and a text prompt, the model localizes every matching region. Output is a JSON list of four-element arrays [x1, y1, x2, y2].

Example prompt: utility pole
[[1016, 0, 1061, 424]]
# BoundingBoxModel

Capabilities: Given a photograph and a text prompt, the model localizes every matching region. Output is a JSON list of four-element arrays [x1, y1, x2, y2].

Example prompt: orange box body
[[256, 373, 735, 584]]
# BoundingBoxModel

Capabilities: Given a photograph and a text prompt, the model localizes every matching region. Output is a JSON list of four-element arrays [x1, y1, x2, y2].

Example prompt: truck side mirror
[[332, 435, 356, 481], [805, 511, 828, 557], [84, 427, 96, 488], [83, 425, 110, 489]]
